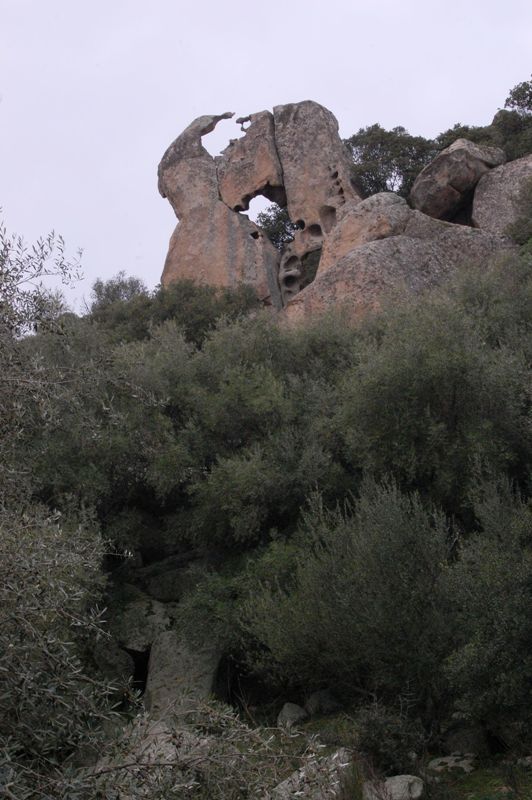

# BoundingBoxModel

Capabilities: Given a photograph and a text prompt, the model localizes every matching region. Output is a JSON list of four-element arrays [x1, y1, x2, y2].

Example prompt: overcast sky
[[1, 0, 531, 310]]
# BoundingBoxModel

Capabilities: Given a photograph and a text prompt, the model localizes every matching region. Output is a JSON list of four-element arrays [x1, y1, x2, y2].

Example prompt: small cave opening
[[123, 646, 151, 695], [308, 223, 322, 238], [319, 205, 337, 234], [250, 231, 260, 239]]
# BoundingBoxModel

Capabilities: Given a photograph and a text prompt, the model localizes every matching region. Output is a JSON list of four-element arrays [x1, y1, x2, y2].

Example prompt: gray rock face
[[472, 153, 532, 235], [410, 138, 505, 221], [277, 702, 309, 729], [144, 630, 220, 719], [363, 774, 424, 800], [216, 110, 286, 211]]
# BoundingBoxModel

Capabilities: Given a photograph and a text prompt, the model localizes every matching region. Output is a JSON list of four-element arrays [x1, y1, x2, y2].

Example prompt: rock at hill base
[[410, 138, 505, 221], [472, 153, 532, 235], [277, 701, 309, 728], [144, 630, 220, 719], [363, 774, 424, 800], [108, 585, 177, 652]]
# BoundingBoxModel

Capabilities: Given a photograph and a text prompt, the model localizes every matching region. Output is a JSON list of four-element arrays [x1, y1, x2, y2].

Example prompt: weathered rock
[[278, 232, 322, 304], [272, 748, 352, 799], [216, 110, 286, 211], [158, 112, 233, 217], [158, 112, 282, 308], [107, 584, 177, 653], [144, 630, 220, 719], [410, 138, 505, 221], [93, 637, 135, 683], [427, 754, 476, 774], [472, 153, 532, 235], [319, 193, 411, 272], [162, 203, 282, 307], [273, 100, 362, 236], [441, 721, 489, 757], [133, 552, 202, 603], [364, 774, 424, 800], [304, 688, 341, 717], [277, 702, 309, 729], [283, 219, 512, 324]]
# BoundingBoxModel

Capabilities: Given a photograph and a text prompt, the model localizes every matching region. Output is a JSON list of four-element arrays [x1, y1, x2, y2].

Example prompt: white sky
[[1, 0, 531, 310]]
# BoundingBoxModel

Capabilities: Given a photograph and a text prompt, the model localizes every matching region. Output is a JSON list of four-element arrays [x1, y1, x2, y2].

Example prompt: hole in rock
[[296, 219, 305, 230], [319, 205, 337, 234], [250, 231, 259, 239], [300, 248, 322, 290], [331, 170, 339, 179], [308, 224, 322, 237], [283, 256, 299, 270], [284, 274, 298, 287], [123, 646, 151, 695]]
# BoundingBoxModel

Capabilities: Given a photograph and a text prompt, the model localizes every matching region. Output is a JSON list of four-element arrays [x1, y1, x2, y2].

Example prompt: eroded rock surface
[[472, 153, 532, 235], [216, 110, 285, 211], [319, 193, 411, 272], [159, 112, 283, 309], [410, 138, 505, 221], [144, 630, 220, 719], [284, 218, 512, 324], [273, 100, 362, 236]]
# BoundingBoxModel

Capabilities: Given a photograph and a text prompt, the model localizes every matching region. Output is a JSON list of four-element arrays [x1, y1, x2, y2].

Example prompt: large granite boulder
[[158, 112, 282, 308], [410, 138, 505, 221], [363, 774, 424, 800], [144, 630, 220, 719], [319, 193, 411, 272], [216, 110, 285, 211], [273, 100, 362, 236], [284, 215, 512, 324], [472, 153, 532, 235]]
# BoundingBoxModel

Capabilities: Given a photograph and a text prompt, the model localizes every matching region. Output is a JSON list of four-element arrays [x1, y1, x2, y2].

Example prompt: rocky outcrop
[[319, 193, 411, 272], [284, 211, 512, 324], [410, 138, 505, 221], [273, 101, 361, 236], [158, 101, 362, 308], [277, 702, 308, 729], [108, 584, 177, 653], [472, 153, 532, 235], [363, 774, 424, 800], [216, 110, 285, 211], [144, 631, 219, 719], [159, 112, 283, 309]]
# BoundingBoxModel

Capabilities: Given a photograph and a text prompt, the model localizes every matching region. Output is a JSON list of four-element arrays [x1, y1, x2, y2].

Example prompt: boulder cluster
[[158, 102, 532, 322]]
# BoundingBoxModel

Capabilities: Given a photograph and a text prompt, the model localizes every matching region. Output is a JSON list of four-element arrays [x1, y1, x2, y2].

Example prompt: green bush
[[241, 481, 455, 717], [446, 483, 532, 743]]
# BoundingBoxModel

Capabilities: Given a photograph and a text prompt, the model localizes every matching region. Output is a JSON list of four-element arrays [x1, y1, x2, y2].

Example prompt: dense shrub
[[240, 482, 455, 717]]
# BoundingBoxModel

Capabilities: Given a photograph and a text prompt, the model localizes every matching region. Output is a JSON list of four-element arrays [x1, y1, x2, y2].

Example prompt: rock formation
[[158, 112, 283, 309], [158, 102, 527, 324], [472, 153, 532, 235], [282, 194, 513, 324], [158, 101, 362, 309], [409, 138, 505, 221]]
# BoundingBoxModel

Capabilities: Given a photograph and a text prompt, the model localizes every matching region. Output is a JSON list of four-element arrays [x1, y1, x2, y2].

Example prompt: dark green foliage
[[255, 203, 298, 250], [446, 483, 532, 742], [240, 483, 454, 713], [505, 74, 532, 115], [437, 109, 532, 162], [355, 703, 427, 774], [346, 124, 437, 197]]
